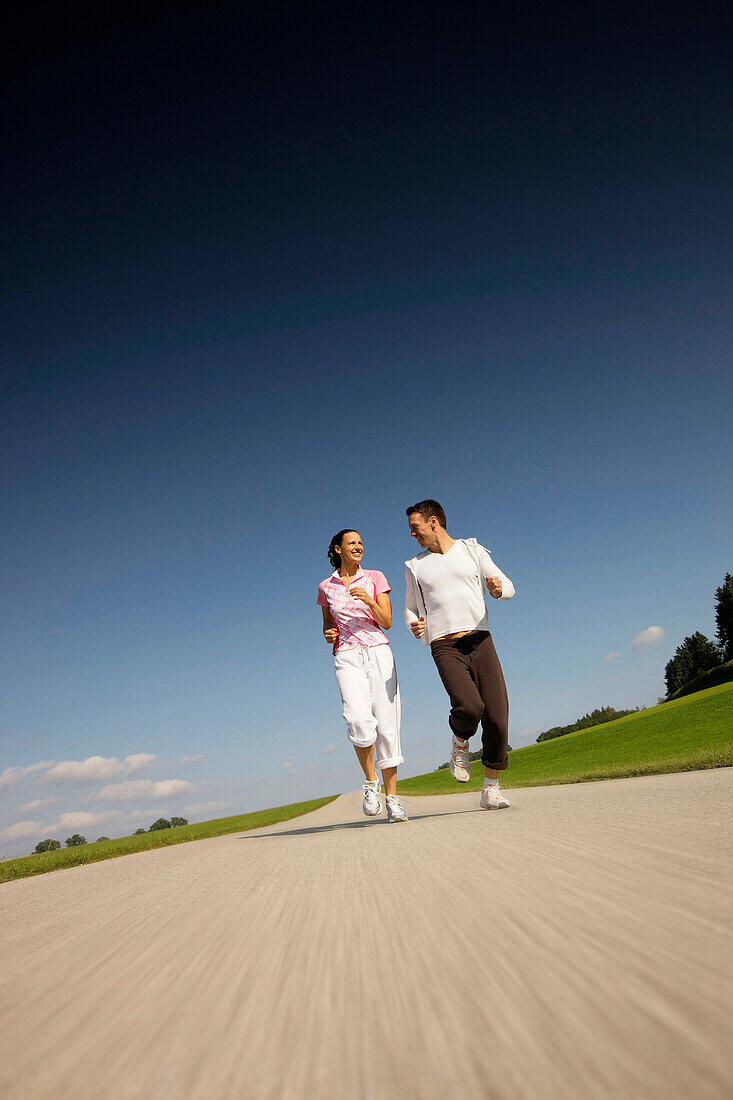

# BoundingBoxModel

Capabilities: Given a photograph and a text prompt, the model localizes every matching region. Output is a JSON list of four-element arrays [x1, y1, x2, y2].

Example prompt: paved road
[[2, 768, 732, 1099]]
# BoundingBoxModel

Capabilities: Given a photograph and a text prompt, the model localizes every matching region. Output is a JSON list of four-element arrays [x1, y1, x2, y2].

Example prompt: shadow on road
[[238, 806, 487, 840]]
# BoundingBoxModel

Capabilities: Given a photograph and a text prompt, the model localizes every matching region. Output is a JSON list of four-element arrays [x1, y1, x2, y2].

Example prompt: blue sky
[[1, 5, 730, 856]]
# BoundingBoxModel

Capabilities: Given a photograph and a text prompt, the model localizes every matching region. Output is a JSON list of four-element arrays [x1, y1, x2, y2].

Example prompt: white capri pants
[[333, 643, 403, 769]]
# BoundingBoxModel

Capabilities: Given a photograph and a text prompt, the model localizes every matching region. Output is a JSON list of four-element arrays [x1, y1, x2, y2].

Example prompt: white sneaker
[[362, 781, 383, 816], [449, 736, 471, 782], [480, 785, 510, 810], [386, 794, 408, 823]]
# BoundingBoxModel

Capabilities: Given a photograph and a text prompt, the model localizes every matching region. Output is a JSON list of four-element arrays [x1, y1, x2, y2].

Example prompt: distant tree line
[[34, 833, 89, 852], [33, 817, 188, 854], [535, 706, 637, 743], [132, 818, 187, 831], [147, 817, 188, 831], [664, 572, 732, 697], [133, 817, 188, 834]]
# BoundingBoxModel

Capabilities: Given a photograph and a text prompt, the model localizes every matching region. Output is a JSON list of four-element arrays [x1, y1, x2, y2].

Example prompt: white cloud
[[179, 754, 205, 765], [185, 801, 229, 815], [603, 651, 621, 663], [282, 761, 298, 775], [412, 736, 436, 746], [44, 753, 156, 786], [0, 820, 46, 842], [124, 808, 162, 822], [19, 795, 58, 813], [94, 779, 198, 803], [0, 760, 54, 793], [52, 811, 114, 830], [2, 755, 155, 795], [26, 761, 53, 778], [152, 780, 197, 799], [631, 626, 667, 649], [319, 770, 334, 780], [23, 760, 54, 775], [45, 756, 123, 784], [303, 764, 315, 772], [321, 744, 339, 755], [124, 753, 156, 774]]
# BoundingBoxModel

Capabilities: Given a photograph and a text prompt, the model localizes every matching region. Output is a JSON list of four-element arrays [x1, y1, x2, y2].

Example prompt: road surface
[[2, 768, 732, 1099]]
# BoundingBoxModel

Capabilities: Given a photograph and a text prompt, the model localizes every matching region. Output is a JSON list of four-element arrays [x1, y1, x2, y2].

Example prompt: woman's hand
[[349, 586, 375, 608], [352, 588, 392, 630], [324, 627, 339, 644]]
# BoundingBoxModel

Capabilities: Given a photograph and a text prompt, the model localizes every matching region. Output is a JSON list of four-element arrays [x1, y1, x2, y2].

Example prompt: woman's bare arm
[[321, 605, 338, 644], [350, 588, 392, 629]]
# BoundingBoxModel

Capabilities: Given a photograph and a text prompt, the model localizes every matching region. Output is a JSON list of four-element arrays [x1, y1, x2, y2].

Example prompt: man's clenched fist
[[486, 576, 503, 599], [410, 616, 426, 638]]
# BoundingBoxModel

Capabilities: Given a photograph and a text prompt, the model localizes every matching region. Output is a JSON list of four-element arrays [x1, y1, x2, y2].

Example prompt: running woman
[[318, 529, 408, 823], [404, 500, 515, 809]]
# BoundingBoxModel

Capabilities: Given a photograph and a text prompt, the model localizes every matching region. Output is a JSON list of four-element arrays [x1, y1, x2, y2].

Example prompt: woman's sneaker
[[449, 736, 471, 782], [362, 780, 383, 816], [386, 794, 408, 822], [480, 785, 510, 810]]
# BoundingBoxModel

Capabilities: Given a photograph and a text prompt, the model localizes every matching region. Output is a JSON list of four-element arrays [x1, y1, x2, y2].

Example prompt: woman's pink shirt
[[317, 568, 391, 654]]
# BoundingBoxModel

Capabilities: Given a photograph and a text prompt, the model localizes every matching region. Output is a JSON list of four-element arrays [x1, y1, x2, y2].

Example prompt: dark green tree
[[664, 650, 692, 696], [170, 817, 188, 827], [34, 838, 61, 853], [665, 632, 722, 696], [149, 818, 172, 831], [65, 834, 87, 847], [133, 828, 146, 835], [96, 836, 110, 842], [714, 572, 733, 661]]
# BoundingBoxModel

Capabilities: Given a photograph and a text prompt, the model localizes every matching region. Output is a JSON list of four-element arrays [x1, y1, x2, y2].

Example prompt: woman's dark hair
[[328, 529, 359, 569]]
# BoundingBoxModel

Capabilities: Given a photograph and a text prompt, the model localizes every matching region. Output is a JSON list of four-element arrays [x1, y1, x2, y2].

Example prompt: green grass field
[[0, 796, 337, 884], [397, 681, 733, 795]]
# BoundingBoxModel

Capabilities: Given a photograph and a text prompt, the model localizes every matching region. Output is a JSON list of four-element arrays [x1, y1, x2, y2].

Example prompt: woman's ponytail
[[328, 529, 357, 570]]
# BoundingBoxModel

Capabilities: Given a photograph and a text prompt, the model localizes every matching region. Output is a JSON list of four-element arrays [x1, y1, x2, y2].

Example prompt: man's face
[[407, 512, 434, 547]]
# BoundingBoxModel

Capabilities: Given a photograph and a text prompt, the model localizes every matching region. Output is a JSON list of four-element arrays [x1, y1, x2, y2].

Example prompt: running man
[[404, 500, 515, 809]]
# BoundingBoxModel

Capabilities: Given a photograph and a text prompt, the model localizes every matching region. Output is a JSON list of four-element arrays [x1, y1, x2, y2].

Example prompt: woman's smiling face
[[337, 531, 363, 567]]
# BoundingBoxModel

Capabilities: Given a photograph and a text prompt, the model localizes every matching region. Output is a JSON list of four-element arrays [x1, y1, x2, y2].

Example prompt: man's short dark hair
[[405, 499, 447, 528]]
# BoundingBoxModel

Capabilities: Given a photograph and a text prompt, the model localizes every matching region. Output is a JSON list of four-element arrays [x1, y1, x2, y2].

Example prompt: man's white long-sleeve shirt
[[404, 538, 515, 645]]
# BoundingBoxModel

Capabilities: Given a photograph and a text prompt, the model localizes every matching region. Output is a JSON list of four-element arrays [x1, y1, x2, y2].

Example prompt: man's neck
[[427, 529, 456, 555]]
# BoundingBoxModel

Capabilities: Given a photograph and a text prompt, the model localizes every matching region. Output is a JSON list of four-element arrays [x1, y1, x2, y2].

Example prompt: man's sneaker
[[449, 736, 471, 782], [362, 780, 382, 816], [480, 785, 510, 810], [385, 794, 408, 823]]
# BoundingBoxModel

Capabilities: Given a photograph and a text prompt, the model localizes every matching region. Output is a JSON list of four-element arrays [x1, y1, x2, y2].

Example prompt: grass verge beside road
[[397, 681, 733, 795], [0, 796, 337, 884]]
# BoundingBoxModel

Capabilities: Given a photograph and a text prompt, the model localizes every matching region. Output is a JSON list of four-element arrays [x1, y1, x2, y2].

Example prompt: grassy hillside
[[398, 681, 733, 795], [0, 795, 337, 884]]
